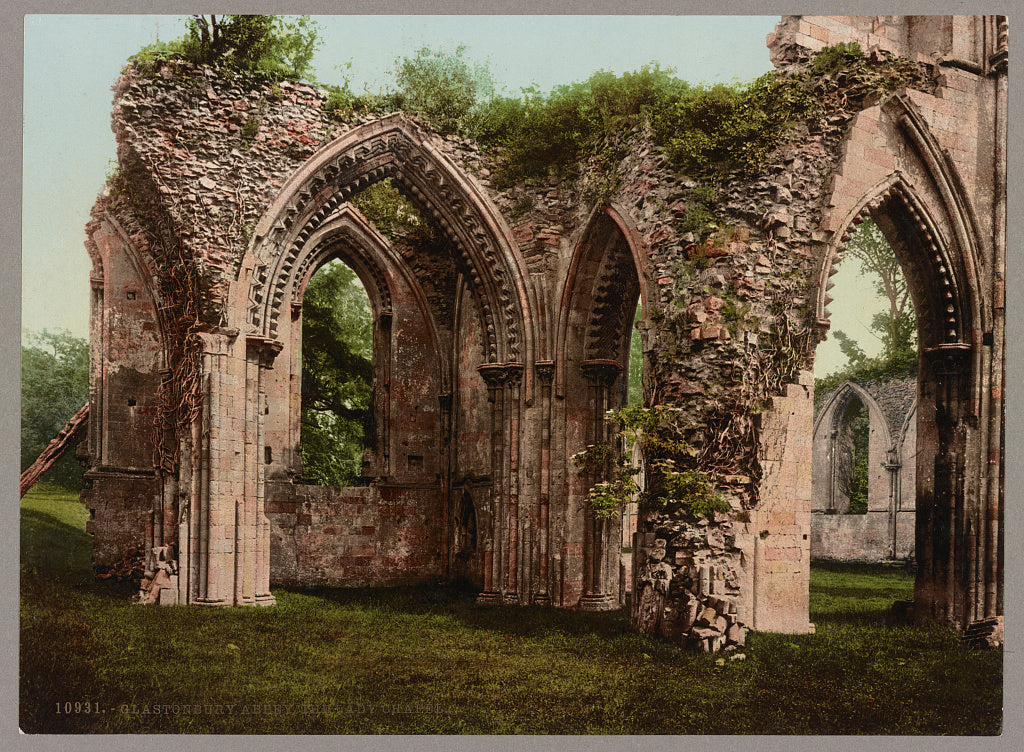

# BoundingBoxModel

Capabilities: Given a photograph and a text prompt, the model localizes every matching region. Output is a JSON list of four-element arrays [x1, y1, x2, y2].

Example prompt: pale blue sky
[[21, 14, 882, 375]]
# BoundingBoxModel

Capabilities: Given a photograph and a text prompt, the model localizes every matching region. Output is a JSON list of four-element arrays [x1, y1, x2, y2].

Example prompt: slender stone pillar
[[247, 335, 281, 606], [533, 361, 555, 605], [504, 364, 524, 602], [578, 359, 621, 611], [476, 363, 507, 604], [916, 345, 971, 627], [177, 331, 279, 606], [187, 332, 232, 605]]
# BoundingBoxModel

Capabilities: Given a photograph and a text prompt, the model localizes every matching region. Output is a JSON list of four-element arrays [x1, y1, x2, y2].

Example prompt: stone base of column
[[578, 593, 617, 611], [255, 592, 276, 606], [192, 597, 229, 606], [532, 592, 552, 606], [476, 591, 502, 605]]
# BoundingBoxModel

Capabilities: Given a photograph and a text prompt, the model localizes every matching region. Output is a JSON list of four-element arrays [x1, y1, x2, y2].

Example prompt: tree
[[299, 261, 374, 486], [134, 15, 321, 80], [842, 406, 870, 515], [391, 45, 495, 134], [21, 330, 89, 489], [815, 220, 918, 405], [841, 218, 916, 362]]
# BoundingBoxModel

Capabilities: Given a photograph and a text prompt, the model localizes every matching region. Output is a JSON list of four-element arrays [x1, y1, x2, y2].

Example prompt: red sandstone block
[[863, 146, 896, 170], [848, 125, 877, 146], [809, 24, 829, 42], [512, 222, 533, 244], [361, 526, 376, 536]]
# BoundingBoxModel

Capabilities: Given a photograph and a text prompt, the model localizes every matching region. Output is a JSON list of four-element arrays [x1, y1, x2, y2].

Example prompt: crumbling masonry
[[82, 16, 1005, 644]]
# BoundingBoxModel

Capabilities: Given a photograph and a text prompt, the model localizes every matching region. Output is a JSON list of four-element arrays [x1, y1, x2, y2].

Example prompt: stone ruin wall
[[82, 15, 1005, 644], [811, 378, 917, 563]]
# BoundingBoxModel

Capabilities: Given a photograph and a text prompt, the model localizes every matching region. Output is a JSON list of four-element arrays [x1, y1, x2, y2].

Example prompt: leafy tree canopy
[[299, 260, 373, 486], [815, 220, 918, 407], [390, 45, 496, 135], [131, 15, 321, 80], [21, 330, 89, 489]]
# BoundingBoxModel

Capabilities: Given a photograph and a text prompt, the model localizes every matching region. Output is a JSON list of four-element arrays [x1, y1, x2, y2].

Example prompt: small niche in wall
[[407, 455, 423, 470], [265, 447, 273, 465], [127, 399, 137, 407], [126, 291, 136, 300]]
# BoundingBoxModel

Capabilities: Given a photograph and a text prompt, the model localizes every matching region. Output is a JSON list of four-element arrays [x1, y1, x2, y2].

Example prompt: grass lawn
[[19, 486, 1002, 734]]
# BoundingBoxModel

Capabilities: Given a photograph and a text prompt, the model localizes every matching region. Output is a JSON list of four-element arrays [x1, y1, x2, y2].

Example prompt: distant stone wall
[[811, 378, 917, 562], [266, 482, 447, 587]]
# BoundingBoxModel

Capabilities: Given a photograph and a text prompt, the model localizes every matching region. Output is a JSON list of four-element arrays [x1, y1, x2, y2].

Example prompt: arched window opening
[[299, 260, 373, 486], [837, 399, 869, 515]]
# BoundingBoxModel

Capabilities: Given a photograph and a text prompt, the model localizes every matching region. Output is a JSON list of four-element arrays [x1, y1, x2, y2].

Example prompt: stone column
[[179, 331, 278, 606], [187, 332, 234, 605], [476, 363, 507, 604], [376, 310, 393, 478], [917, 345, 972, 627], [504, 364, 524, 602], [246, 335, 281, 606], [88, 273, 105, 465], [578, 359, 621, 611], [533, 361, 555, 605], [438, 391, 454, 580], [884, 448, 901, 560]]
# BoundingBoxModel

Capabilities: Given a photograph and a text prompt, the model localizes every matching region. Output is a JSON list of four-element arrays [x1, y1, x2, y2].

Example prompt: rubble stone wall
[[266, 482, 446, 586]]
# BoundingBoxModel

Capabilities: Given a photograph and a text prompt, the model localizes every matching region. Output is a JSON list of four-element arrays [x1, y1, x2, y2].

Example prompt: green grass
[[20, 486, 1002, 734]]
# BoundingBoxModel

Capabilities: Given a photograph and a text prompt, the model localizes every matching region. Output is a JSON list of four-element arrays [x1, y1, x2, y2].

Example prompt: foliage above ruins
[[129, 14, 321, 81], [126, 24, 930, 191]]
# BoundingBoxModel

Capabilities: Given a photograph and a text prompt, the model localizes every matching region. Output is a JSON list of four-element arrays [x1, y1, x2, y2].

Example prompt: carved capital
[[477, 362, 507, 389], [581, 358, 622, 387], [477, 362, 525, 389], [535, 360, 555, 384], [246, 334, 284, 367], [194, 331, 236, 357], [504, 363, 524, 388], [922, 342, 971, 377]]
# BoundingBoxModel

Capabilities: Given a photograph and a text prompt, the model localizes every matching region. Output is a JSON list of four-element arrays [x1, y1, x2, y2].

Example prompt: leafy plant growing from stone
[[572, 405, 730, 520], [129, 15, 321, 81]]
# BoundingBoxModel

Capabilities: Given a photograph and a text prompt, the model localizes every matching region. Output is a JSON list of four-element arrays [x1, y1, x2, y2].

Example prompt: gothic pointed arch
[[235, 114, 533, 388], [551, 202, 647, 610], [555, 203, 648, 397], [813, 380, 896, 457], [815, 171, 980, 358], [84, 207, 171, 470]]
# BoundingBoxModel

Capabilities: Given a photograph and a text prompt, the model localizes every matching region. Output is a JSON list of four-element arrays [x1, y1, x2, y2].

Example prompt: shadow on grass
[[20, 508, 93, 564], [275, 581, 661, 655]]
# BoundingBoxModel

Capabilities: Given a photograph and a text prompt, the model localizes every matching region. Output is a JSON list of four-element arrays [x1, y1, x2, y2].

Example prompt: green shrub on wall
[[572, 406, 730, 520]]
